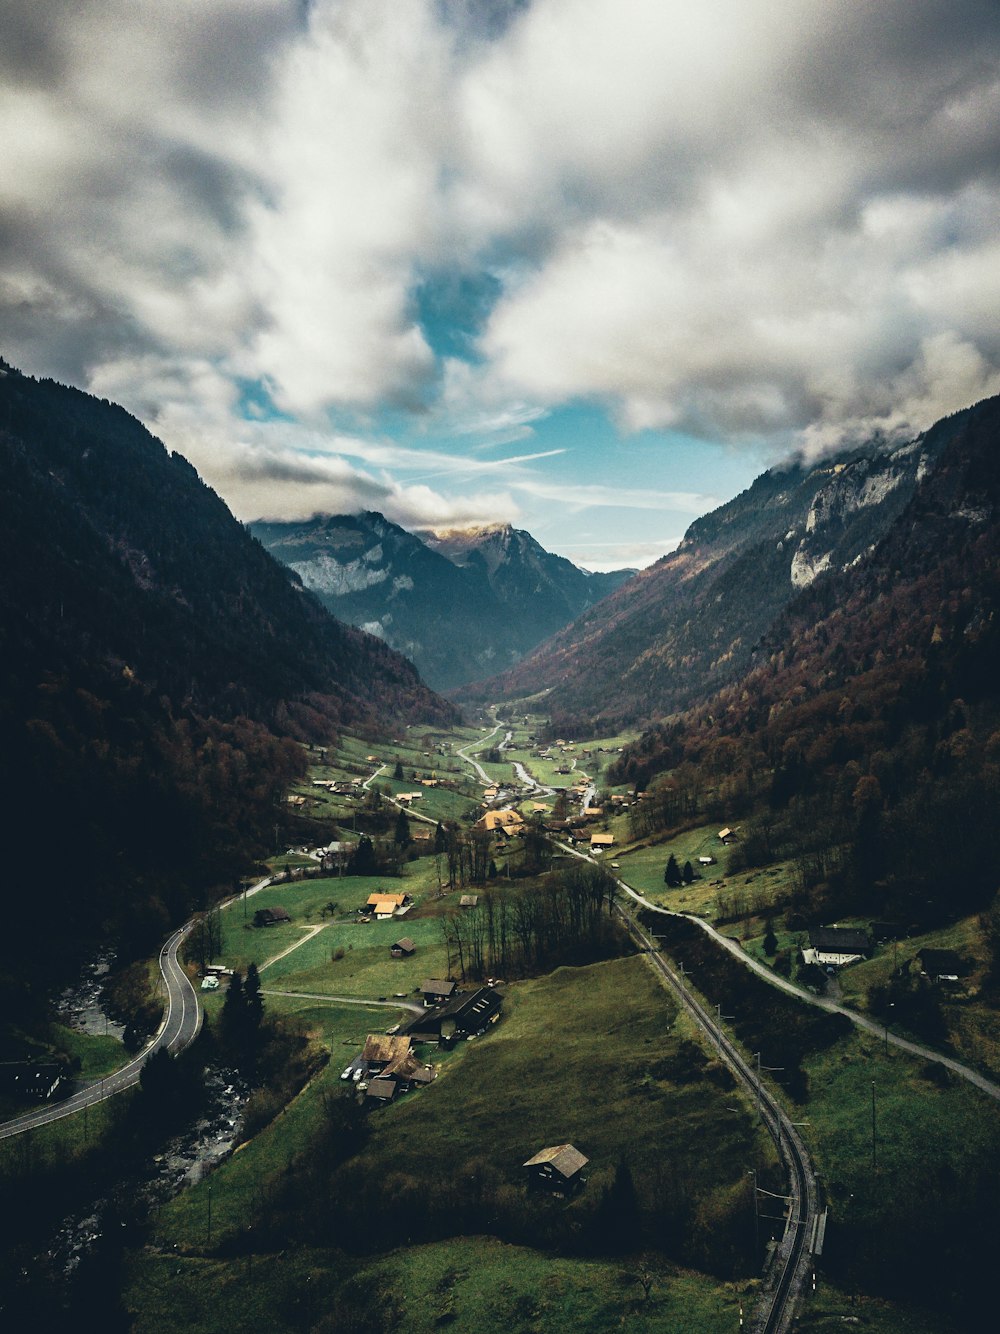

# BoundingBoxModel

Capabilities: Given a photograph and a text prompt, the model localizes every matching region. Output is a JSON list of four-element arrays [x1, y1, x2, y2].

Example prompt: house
[[390, 937, 416, 958], [919, 948, 966, 982], [459, 894, 479, 908], [420, 978, 457, 1006], [406, 985, 503, 1040], [718, 827, 737, 843], [362, 1033, 413, 1076], [590, 833, 615, 849], [254, 905, 291, 927], [475, 810, 524, 834], [366, 892, 408, 919], [365, 1078, 397, 1105], [698, 856, 714, 866], [0, 1062, 69, 1102], [523, 1144, 589, 1193], [801, 927, 871, 968]]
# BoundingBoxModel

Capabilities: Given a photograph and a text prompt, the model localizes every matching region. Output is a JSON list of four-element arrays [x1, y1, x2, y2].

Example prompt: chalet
[[698, 856, 714, 866], [421, 978, 457, 1006], [590, 833, 615, 850], [718, 827, 737, 843], [390, 937, 416, 958], [365, 1078, 397, 1105], [801, 927, 871, 968], [254, 905, 291, 927], [523, 1144, 589, 1194], [919, 948, 966, 982], [475, 810, 524, 834], [366, 892, 408, 919], [406, 985, 503, 1040], [396, 792, 423, 805], [459, 894, 479, 908], [362, 1033, 413, 1076]]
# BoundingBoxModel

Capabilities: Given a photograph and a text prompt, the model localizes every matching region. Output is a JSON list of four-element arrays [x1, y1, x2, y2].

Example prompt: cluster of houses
[[340, 981, 505, 1109]]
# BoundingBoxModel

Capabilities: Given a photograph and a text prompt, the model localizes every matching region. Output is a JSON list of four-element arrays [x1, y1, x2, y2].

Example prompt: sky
[[2, 1, 999, 571]]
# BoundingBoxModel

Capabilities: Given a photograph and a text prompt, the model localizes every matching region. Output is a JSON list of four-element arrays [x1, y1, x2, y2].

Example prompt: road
[[456, 724, 503, 785], [0, 920, 203, 1141]]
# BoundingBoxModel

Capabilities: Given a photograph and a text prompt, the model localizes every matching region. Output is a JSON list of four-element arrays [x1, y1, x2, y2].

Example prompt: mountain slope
[[466, 417, 965, 729], [0, 360, 452, 1011], [252, 514, 634, 690]]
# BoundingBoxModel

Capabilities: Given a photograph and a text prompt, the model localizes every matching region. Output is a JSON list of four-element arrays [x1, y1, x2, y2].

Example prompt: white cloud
[[1, 0, 999, 532]]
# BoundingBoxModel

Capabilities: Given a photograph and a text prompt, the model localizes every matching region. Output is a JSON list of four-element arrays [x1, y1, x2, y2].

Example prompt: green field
[[126, 1238, 749, 1334]]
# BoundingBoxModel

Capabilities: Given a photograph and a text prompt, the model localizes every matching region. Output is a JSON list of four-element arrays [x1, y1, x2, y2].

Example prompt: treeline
[[442, 865, 621, 981]]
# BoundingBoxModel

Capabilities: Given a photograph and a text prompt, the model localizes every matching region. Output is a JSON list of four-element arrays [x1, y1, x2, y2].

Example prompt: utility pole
[[871, 1081, 877, 1170], [714, 1002, 733, 1053], [748, 1168, 760, 1260]]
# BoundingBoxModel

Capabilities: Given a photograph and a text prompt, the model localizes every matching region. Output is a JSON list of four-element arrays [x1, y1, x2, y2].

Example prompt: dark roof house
[[919, 948, 966, 981], [420, 978, 457, 1006], [390, 937, 416, 957], [803, 926, 871, 966], [405, 985, 503, 1040], [254, 905, 291, 927], [523, 1143, 589, 1193]]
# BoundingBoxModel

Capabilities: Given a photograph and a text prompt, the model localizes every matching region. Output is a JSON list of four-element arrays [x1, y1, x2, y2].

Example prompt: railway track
[[619, 904, 819, 1332]]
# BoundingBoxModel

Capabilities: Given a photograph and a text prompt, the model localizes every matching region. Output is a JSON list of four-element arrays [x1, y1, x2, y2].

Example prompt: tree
[[348, 834, 377, 875], [393, 760, 404, 780], [244, 961, 264, 1033], [682, 860, 695, 884], [763, 919, 778, 956], [664, 855, 682, 888], [394, 808, 411, 847], [434, 821, 448, 854]]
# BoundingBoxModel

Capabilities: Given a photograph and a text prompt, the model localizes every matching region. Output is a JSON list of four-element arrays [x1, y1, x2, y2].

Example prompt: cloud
[[1, 0, 999, 534]]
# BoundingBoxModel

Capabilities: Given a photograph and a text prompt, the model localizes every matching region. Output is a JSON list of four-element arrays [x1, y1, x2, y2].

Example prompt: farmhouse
[[801, 927, 871, 968], [421, 978, 457, 1006], [475, 809, 524, 834], [523, 1143, 589, 1194], [590, 833, 615, 849], [364, 1078, 397, 1105], [366, 892, 408, 919], [362, 1033, 413, 1075], [390, 937, 416, 958], [919, 948, 966, 982], [254, 905, 291, 927], [406, 985, 504, 1040]]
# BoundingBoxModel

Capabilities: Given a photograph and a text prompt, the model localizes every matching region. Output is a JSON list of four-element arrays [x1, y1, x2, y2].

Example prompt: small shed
[[523, 1143, 589, 1193], [254, 905, 291, 927], [459, 894, 479, 908], [390, 937, 416, 958]]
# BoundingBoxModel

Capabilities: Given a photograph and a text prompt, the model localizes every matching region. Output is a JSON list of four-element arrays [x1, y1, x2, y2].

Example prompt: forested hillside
[[468, 412, 967, 732], [612, 394, 1000, 935], [0, 361, 453, 1036]]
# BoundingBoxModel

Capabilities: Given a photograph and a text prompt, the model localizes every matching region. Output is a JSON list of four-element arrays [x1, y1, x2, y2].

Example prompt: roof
[[476, 810, 525, 831], [367, 892, 406, 908], [362, 1034, 412, 1066], [459, 894, 479, 907], [590, 833, 615, 846], [523, 1144, 589, 1178], [436, 985, 503, 1028], [919, 948, 966, 977], [810, 926, 871, 953], [365, 1078, 397, 1101], [421, 978, 457, 996], [258, 905, 290, 922], [391, 937, 416, 953]]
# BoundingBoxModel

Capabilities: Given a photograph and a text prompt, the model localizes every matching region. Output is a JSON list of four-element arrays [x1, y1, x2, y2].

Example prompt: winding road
[[0, 921, 202, 1141]]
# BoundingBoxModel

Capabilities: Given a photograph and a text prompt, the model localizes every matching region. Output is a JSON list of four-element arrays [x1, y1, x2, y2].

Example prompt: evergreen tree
[[763, 919, 778, 956], [348, 834, 377, 875], [220, 968, 244, 1047], [664, 854, 682, 887], [393, 760, 404, 780], [244, 961, 264, 1032], [394, 808, 411, 846], [434, 821, 448, 854], [682, 859, 695, 884]]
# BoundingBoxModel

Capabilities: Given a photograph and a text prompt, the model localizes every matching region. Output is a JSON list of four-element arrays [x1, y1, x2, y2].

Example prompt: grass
[[125, 1239, 749, 1333], [50, 1023, 128, 1081], [260, 914, 451, 998], [341, 954, 770, 1204]]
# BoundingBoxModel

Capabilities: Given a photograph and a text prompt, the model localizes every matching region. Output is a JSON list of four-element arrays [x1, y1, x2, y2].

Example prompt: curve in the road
[[0, 919, 203, 1141]]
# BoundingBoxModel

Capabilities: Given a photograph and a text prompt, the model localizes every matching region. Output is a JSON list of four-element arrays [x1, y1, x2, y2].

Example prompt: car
[[352, 1067, 364, 1082], [340, 1067, 353, 1080], [610, 862, 620, 869]]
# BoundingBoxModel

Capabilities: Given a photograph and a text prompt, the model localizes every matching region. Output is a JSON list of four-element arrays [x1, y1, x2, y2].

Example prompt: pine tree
[[394, 808, 411, 846], [664, 854, 682, 887], [682, 859, 695, 884]]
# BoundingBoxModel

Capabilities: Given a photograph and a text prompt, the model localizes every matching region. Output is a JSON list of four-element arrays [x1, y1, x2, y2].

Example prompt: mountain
[[466, 414, 969, 730], [613, 392, 1000, 932], [251, 514, 634, 690], [0, 360, 453, 1007]]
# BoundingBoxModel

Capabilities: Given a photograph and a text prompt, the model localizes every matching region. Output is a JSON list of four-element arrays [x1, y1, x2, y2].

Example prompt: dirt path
[[259, 922, 329, 973]]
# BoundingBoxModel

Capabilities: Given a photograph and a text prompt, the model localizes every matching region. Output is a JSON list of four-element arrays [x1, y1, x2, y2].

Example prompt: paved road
[[456, 724, 503, 785], [0, 921, 203, 1141]]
